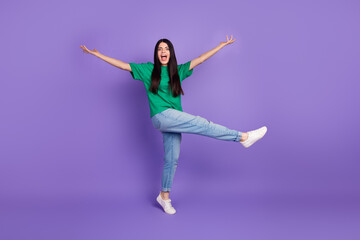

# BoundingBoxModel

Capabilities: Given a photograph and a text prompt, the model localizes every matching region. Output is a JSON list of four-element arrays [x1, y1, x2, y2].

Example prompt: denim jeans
[[151, 108, 242, 192]]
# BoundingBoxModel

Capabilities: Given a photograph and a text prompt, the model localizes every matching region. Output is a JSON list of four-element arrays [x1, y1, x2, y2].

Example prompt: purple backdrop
[[1, 0, 359, 239]]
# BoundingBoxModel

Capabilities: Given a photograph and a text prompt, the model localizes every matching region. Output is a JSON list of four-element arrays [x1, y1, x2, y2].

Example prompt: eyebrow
[[158, 46, 169, 48]]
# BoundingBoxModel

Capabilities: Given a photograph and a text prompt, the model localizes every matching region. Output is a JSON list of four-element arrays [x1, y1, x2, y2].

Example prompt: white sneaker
[[156, 193, 176, 215], [240, 126, 267, 148]]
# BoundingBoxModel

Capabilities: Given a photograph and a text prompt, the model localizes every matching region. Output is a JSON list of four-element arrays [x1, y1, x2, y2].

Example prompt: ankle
[[240, 132, 248, 142], [161, 191, 170, 200]]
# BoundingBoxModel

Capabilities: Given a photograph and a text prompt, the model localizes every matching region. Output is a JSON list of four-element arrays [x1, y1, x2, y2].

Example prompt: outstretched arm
[[80, 45, 132, 72], [189, 35, 236, 71]]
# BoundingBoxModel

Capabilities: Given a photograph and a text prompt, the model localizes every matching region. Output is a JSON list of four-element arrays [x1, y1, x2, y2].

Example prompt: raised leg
[[151, 109, 242, 142]]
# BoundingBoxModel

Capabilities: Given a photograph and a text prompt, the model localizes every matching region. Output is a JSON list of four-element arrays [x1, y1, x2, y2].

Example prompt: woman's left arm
[[189, 35, 236, 70]]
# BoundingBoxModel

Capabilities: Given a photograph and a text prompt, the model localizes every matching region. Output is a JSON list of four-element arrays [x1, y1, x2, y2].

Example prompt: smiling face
[[158, 42, 170, 66]]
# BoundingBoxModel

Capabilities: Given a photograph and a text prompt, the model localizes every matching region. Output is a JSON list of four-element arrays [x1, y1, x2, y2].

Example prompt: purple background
[[1, 0, 359, 239]]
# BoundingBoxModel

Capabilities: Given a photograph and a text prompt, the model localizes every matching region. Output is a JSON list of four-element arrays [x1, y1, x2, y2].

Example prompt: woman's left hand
[[220, 35, 236, 47]]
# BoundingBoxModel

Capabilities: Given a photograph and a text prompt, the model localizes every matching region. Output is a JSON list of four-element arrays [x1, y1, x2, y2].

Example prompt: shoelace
[[250, 128, 265, 139], [164, 199, 173, 210]]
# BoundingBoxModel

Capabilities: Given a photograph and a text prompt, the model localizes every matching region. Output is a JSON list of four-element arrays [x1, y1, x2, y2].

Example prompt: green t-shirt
[[129, 60, 193, 118]]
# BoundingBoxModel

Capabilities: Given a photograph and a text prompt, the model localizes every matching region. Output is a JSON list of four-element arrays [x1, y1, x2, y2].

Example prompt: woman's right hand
[[80, 45, 99, 55]]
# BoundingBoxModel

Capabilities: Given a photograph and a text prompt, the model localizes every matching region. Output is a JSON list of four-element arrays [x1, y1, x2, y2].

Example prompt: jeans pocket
[[151, 115, 161, 130]]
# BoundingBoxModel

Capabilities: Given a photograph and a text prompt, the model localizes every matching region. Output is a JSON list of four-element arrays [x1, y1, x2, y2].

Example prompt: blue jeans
[[151, 108, 242, 192]]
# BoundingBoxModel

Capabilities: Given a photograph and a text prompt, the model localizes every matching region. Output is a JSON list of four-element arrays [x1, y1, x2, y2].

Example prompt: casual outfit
[[129, 60, 267, 214], [129, 60, 242, 190]]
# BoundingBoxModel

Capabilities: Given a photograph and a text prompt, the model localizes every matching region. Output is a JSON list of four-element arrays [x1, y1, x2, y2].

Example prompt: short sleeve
[[129, 62, 153, 82], [177, 60, 194, 82]]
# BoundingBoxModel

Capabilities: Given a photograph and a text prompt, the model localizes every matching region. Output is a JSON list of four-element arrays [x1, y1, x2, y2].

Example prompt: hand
[[220, 35, 236, 47], [80, 45, 99, 55]]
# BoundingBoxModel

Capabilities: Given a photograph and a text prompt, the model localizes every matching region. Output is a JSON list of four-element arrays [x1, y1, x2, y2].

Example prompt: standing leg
[[156, 132, 181, 214], [160, 131, 182, 195]]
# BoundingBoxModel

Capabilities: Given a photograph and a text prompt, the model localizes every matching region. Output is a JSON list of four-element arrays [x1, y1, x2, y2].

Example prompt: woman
[[80, 35, 267, 215]]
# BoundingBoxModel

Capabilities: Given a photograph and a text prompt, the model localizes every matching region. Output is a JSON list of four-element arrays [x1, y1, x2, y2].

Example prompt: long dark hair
[[149, 38, 184, 97]]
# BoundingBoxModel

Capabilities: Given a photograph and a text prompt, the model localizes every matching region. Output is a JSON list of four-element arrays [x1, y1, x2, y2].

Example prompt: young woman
[[80, 35, 267, 215]]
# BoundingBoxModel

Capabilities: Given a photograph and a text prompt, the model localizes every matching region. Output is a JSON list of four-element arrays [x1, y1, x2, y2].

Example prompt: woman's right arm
[[80, 45, 132, 72]]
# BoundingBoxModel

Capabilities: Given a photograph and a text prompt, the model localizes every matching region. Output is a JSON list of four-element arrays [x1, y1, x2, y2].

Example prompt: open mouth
[[161, 55, 167, 61]]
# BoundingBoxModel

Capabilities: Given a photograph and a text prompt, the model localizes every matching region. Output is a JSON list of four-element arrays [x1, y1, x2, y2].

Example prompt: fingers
[[225, 35, 236, 44], [80, 45, 91, 53]]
